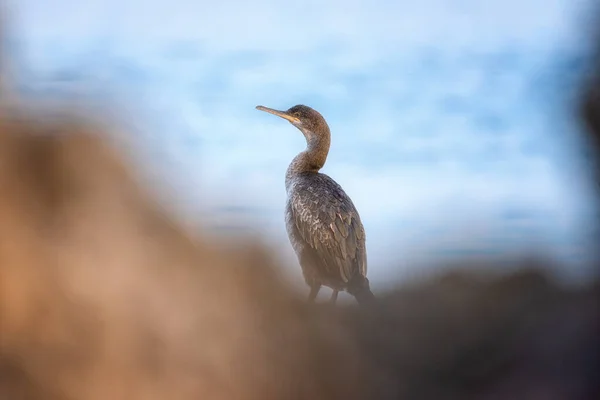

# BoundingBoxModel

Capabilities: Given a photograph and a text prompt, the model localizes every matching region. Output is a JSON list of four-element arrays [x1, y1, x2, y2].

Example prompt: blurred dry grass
[[0, 8, 599, 400]]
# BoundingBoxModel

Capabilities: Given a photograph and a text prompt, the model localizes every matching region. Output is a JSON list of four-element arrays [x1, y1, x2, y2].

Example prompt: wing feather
[[288, 174, 367, 283]]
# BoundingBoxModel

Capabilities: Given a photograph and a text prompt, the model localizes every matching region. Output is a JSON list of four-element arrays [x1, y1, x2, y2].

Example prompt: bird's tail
[[347, 276, 376, 306]]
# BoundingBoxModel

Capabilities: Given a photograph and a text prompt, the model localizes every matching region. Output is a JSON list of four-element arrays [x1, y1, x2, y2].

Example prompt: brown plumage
[[256, 104, 375, 305]]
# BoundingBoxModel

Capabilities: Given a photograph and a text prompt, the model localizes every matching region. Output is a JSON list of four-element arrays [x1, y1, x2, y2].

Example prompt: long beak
[[256, 105, 300, 124]]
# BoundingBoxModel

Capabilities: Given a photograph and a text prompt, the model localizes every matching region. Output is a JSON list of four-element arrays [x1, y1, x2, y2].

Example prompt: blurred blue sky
[[4, 0, 599, 286]]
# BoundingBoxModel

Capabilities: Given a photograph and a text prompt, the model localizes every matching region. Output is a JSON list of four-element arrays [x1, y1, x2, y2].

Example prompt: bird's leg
[[329, 290, 339, 305], [307, 284, 321, 303]]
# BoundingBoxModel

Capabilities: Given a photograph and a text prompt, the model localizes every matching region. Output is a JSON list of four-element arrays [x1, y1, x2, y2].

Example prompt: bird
[[256, 104, 375, 305]]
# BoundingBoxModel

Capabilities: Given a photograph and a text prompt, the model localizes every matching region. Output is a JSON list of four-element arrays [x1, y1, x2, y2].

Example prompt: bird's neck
[[286, 132, 330, 180]]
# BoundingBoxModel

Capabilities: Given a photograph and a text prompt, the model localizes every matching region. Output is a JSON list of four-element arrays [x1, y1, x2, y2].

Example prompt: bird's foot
[[329, 290, 339, 305]]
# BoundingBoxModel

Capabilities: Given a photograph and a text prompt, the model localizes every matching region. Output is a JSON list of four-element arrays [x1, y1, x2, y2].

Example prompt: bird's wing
[[289, 179, 366, 282]]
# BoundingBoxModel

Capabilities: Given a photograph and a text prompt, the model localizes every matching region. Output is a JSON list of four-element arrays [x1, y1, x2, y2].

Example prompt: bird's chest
[[284, 200, 303, 250]]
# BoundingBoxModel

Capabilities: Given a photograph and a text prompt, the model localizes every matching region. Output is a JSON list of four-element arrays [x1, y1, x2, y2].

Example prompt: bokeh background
[[4, 0, 599, 293]]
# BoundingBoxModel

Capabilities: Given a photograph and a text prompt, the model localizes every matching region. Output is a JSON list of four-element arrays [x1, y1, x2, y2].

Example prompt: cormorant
[[256, 104, 375, 305]]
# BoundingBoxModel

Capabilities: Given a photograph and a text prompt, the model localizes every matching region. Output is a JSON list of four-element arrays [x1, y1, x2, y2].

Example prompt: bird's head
[[256, 104, 329, 141]]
